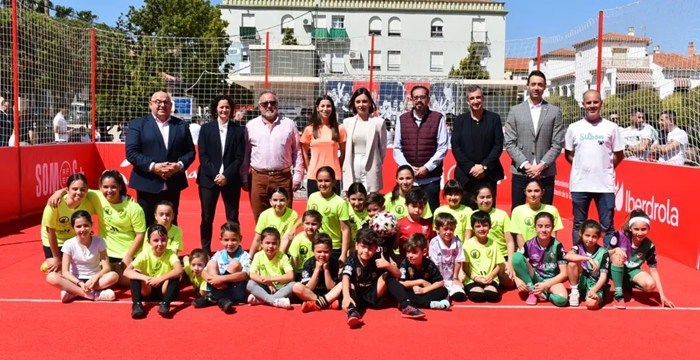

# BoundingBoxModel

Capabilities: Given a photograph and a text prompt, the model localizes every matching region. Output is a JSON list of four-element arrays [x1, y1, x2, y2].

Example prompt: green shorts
[[577, 273, 609, 301], [623, 268, 644, 291]]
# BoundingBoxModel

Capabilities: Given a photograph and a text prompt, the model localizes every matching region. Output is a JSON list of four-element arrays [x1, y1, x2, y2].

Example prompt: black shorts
[[351, 285, 392, 310], [43, 245, 61, 259], [465, 282, 500, 292]]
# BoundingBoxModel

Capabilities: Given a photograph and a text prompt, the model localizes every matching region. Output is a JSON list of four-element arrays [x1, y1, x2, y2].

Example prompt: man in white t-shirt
[[565, 90, 625, 246], [53, 105, 72, 142], [651, 110, 687, 166], [622, 108, 657, 161]]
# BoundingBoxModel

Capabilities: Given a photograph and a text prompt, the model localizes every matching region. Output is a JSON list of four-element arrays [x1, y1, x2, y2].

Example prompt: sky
[[55, 0, 697, 54]]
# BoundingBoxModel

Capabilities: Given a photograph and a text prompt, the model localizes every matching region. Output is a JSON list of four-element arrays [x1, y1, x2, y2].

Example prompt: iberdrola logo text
[[615, 183, 679, 227]]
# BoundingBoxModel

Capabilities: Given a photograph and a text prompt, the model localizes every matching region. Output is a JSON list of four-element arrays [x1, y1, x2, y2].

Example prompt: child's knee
[[292, 282, 305, 295], [45, 272, 61, 284], [639, 279, 657, 292], [511, 252, 525, 265], [549, 293, 568, 307], [226, 260, 242, 274], [567, 261, 579, 272], [585, 298, 600, 310], [611, 254, 625, 266]]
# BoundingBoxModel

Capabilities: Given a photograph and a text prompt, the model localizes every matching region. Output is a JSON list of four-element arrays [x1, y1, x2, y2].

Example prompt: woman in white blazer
[[342, 87, 387, 193]]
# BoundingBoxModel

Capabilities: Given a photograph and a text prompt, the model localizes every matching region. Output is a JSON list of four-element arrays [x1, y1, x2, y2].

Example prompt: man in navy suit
[[197, 95, 246, 254], [451, 85, 504, 208], [126, 91, 196, 225]]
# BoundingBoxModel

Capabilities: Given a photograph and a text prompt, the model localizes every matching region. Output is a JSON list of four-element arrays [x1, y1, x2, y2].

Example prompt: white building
[[219, 0, 507, 79], [534, 48, 576, 98], [650, 42, 700, 99], [572, 28, 652, 101]]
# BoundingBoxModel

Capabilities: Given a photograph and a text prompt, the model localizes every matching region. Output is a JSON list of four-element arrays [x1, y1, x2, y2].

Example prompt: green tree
[[545, 95, 581, 125], [282, 28, 298, 45], [53, 5, 74, 19], [449, 43, 489, 79]]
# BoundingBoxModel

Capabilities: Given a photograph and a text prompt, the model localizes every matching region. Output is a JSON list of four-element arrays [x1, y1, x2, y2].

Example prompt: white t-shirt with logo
[[61, 236, 107, 279], [565, 118, 624, 193], [658, 127, 688, 165], [622, 124, 654, 161]]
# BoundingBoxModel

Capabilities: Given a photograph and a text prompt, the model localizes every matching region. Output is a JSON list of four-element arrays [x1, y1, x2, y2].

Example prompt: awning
[[616, 72, 654, 84], [312, 28, 330, 39], [329, 28, 349, 39], [674, 77, 691, 88], [239, 26, 257, 37]]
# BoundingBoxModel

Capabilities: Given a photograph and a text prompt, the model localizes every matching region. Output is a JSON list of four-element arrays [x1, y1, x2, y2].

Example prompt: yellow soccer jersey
[[183, 256, 207, 293], [87, 190, 146, 259], [132, 247, 179, 278], [463, 236, 505, 285], [508, 204, 564, 242], [347, 206, 369, 247], [41, 194, 96, 247], [307, 192, 349, 250], [255, 207, 299, 237], [288, 232, 313, 274], [433, 204, 472, 240], [249, 251, 293, 289], [143, 224, 183, 254], [466, 208, 511, 257], [384, 193, 432, 220]]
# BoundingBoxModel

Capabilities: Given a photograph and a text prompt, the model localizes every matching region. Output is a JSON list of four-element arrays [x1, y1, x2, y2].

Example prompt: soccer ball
[[371, 211, 397, 238]]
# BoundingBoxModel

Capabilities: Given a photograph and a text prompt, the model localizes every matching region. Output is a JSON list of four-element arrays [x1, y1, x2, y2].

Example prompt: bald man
[[126, 91, 196, 225]]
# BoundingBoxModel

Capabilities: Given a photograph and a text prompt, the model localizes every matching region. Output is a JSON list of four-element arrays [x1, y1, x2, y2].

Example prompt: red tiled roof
[[505, 58, 529, 71], [542, 48, 575, 58], [653, 53, 700, 69], [573, 32, 652, 49]]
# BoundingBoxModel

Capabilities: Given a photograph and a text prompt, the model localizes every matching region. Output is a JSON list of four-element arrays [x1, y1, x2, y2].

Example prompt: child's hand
[[586, 290, 598, 300], [85, 275, 99, 291], [322, 262, 329, 271], [79, 281, 90, 293], [375, 253, 390, 269], [533, 282, 549, 294], [587, 258, 599, 273], [483, 274, 495, 284], [46, 257, 61, 273], [342, 297, 355, 311], [506, 262, 515, 280], [660, 296, 675, 308], [268, 285, 277, 294], [514, 277, 529, 292], [315, 261, 324, 272], [208, 276, 227, 290], [147, 276, 163, 287], [412, 286, 425, 294], [260, 276, 272, 285]]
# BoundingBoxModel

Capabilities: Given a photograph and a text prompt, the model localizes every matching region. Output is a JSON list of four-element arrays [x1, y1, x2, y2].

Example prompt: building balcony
[[471, 31, 490, 45], [602, 57, 649, 68], [239, 26, 260, 43]]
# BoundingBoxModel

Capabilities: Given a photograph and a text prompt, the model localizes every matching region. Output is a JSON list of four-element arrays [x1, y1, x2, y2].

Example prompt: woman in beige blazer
[[342, 88, 387, 193]]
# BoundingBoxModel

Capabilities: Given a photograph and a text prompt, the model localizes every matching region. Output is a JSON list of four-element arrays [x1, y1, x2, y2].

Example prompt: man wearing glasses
[[126, 91, 196, 225], [393, 85, 449, 214], [242, 90, 304, 220]]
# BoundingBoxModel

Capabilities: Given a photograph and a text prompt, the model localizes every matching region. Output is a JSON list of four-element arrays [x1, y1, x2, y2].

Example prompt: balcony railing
[[471, 31, 490, 44], [602, 57, 649, 68]]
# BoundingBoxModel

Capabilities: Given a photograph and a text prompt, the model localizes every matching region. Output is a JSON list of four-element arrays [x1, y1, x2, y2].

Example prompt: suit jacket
[[125, 113, 196, 194], [451, 109, 504, 183], [342, 115, 387, 192], [196, 120, 246, 188], [503, 100, 564, 178], [0, 110, 12, 146]]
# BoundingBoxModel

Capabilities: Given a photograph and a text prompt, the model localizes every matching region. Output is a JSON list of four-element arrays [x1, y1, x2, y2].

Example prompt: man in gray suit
[[504, 70, 564, 210]]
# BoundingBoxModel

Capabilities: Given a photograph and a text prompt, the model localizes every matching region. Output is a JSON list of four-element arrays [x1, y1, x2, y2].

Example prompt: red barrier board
[[19, 144, 101, 217], [0, 147, 21, 222]]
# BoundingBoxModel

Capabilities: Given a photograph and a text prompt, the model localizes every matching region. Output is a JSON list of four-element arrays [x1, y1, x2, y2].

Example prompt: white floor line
[[1, 298, 698, 311]]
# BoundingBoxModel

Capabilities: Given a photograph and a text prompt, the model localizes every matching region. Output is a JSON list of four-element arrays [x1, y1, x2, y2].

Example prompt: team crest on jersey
[[310, 204, 319, 211], [470, 249, 481, 259], [104, 207, 112, 216], [610, 236, 618, 246], [153, 262, 162, 272], [356, 267, 362, 277], [58, 216, 70, 225], [547, 252, 555, 261], [395, 205, 406, 215], [259, 265, 266, 273], [525, 217, 534, 226], [408, 267, 415, 278], [300, 245, 309, 255]]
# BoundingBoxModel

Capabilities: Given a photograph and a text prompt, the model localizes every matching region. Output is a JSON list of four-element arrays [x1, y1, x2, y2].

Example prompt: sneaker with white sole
[[569, 291, 580, 307], [274, 298, 292, 309], [60, 290, 76, 303], [94, 289, 116, 301], [525, 291, 538, 305]]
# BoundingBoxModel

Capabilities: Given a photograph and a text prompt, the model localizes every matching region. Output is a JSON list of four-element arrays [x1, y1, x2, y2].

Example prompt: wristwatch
[[482, 164, 488, 170]]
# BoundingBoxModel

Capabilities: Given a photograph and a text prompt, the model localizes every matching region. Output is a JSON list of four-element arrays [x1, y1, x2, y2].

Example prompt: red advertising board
[[0, 147, 21, 222]]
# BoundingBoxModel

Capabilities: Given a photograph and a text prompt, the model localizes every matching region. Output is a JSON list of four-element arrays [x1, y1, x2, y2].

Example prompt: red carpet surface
[[1, 197, 699, 358]]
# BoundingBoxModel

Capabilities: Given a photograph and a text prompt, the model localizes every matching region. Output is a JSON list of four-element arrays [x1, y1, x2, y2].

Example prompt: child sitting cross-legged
[[399, 234, 450, 310], [293, 233, 343, 313], [246, 227, 295, 309]]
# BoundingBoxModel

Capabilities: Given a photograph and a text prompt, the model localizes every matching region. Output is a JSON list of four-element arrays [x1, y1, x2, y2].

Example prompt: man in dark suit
[[504, 70, 564, 210], [197, 95, 246, 254], [126, 91, 196, 225], [451, 85, 504, 208], [0, 100, 12, 146]]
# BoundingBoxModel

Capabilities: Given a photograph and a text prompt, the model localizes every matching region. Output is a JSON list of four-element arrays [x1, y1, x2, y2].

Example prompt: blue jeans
[[571, 192, 615, 246]]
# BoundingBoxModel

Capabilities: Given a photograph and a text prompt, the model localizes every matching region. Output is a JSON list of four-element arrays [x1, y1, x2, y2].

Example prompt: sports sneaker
[[157, 302, 171, 317], [569, 291, 580, 307], [93, 289, 116, 301], [218, 298, 235, 314], [273, 297, 292, 309], [301, 300, 321, 313], [400, 305, 426, 319], [247, 294, 263, 306], [526, 291, 538, 305], [131, 302, 146, 319], [613, 297, 626, 310], [430, 299, 451, 310], [347, 309, 364, 328], [60, 290, 76, 303]]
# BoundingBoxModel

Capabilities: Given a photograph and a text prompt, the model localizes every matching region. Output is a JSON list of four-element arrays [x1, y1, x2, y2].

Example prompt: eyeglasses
[[151, 100, 171, 106], [412, 95, 428, 101], [259, 100, 278, 108]]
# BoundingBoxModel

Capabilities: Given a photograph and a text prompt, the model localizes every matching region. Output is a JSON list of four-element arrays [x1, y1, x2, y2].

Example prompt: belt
[[252, 167, 290, 176]]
